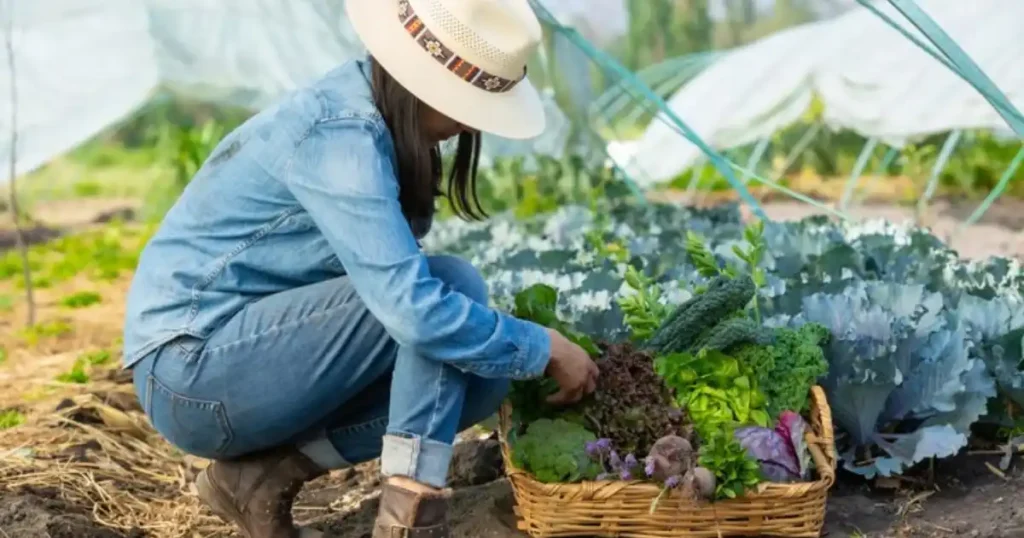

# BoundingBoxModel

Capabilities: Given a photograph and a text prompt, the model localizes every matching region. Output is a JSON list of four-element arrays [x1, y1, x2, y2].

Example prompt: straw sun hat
[[344, 0, 546, 140]]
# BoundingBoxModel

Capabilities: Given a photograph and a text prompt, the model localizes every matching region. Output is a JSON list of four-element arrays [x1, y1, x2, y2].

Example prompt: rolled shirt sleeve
[[285, 117, 551, 380]]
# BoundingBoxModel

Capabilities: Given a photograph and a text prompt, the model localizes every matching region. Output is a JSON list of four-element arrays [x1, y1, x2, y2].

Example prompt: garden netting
[[0, 0, 626, 178]]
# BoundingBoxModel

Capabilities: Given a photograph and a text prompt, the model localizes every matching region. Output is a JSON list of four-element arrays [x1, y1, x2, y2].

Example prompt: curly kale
[[510, 418, 603, 483], [732, 323, 830, 419], [581, 342, 693, 455]]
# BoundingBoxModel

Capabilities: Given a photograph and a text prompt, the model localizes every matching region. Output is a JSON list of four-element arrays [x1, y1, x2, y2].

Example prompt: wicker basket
[[498, 386, 835, 538]]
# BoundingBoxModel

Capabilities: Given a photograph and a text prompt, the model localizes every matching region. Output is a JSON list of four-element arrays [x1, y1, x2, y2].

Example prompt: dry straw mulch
[[0, 390, 234, 538]]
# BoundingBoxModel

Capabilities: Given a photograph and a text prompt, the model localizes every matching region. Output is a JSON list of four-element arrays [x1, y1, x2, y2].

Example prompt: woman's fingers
[[546, 384, 583, 405]]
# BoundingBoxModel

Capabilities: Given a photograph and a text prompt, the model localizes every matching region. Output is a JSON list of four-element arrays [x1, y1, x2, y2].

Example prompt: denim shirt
[[122, 59, 551, 380]]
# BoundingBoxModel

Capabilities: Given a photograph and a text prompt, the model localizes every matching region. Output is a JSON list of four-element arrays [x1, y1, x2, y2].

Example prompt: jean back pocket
[[144, 374, 234, 458]]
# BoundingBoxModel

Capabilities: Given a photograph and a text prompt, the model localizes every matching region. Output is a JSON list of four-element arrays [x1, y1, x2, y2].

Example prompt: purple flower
[[644, 457, 656, 477], [624, 453, 638, 469], [665, 475, 681, 489], [619, 468, 632, 480], [608, 450, 622, 469], [586, 438, 613, 458]]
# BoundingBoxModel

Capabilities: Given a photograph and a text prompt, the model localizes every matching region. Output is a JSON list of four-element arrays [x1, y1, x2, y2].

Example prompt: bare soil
[[6, 447, 1019, 538], [0, 487, 143, 538], [823, 453, 1024, 538]]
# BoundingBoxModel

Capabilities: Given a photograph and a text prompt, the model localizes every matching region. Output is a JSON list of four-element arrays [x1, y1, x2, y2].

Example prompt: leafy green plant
[[56, 358, 89, 384], [143, 120, 226, 221], [732, 323, 830, 419], [506, 284, 599, 425], [53, 349, 112, 385], [0, 294, 12, 311], [581, 342, 690, 455], [584, 231, 631, 264], [511, 284, 599, 356], [510, 418, 603, 483], [655, 349, 770, 435], [685, 231, 720, 278], [80, 349, 112, 366], [685, 221, 767, 322], [59, 291, 102, 309], [733, 221, 767, 323], [697, 428, 763, 499], [618, 265, 672, 342], [0, 409, 25, 430], [19, 319, 73, 346], [71, 180, 102, 197]]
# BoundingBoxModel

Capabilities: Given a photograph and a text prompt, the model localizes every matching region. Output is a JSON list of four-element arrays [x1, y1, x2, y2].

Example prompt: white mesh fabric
[[625, 0, 1024, 185], [420, 0, 515, 68], [0, 0, 625, 179]]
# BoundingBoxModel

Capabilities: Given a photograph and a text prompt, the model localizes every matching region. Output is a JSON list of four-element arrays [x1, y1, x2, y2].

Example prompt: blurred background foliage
[[6, 0, 1021, 226]]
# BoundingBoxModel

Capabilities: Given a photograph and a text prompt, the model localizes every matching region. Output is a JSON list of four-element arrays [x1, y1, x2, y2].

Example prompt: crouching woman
[[121, 1, 598, 537]]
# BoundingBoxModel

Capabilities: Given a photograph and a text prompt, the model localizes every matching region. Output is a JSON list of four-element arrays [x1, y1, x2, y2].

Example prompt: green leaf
[[509, 419, 601, 484], [513, 284, 559, 326]]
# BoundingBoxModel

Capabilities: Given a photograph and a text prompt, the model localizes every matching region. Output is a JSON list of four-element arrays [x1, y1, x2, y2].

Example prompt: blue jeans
[[131, 255, 509, 488]]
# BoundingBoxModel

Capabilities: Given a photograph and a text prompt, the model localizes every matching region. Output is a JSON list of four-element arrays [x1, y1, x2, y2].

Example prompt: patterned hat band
[[398, 0, 527, 94]]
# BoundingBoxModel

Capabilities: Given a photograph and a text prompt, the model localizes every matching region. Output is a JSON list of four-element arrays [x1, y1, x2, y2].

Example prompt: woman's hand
[[543, 328, 600, 405]]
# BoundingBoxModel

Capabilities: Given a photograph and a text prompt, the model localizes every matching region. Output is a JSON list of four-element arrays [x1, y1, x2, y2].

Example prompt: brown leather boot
[[372, 480, 451, 538], [195, 447, 327, 538]]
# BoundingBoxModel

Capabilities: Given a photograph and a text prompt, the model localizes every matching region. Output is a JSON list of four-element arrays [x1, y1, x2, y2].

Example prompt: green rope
[[684, 157, 708, 199], [527, 0, 767, 220], [955, 145, 1024, 235], [859, 0, 1024, 225], [732, 160, 852, 221], [851, 146, 901, 206], [770, 123, 823, 182], [741, 138, 772, 184], [594, 52, 720, 122], [917, 129, 962, 217], [839, 137, 879, 210], [859, 0, 1024, 135], [622, 58, 716, 125]]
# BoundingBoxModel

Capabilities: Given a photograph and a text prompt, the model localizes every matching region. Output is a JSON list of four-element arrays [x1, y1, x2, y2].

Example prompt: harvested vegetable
[[581, 342, 692, 455], [697, 428, 763, 499], [644, 435, 695, 482], [691, 467, 717, 499], [733, 426, 800, 483], [645, 274, 756, 355], [732, 323, 830, 420], [777, 411, 812, 480], [510, 419, 602, 484]]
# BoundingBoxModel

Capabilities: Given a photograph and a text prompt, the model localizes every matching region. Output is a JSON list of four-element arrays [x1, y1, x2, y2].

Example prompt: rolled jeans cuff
[[380, 433, 453, 489]]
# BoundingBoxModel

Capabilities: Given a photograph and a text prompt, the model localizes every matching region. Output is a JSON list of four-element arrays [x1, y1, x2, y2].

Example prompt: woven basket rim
[[498, 385, 836, 501]]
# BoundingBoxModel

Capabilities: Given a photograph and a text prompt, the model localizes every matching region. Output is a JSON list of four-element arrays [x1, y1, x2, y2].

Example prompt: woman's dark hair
[[369, 58, 486, 221]]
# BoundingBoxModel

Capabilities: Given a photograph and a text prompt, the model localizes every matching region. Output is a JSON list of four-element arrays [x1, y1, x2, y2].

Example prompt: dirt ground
[[1, 194, 1023, 538], [5, 443, 1022, 538]]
